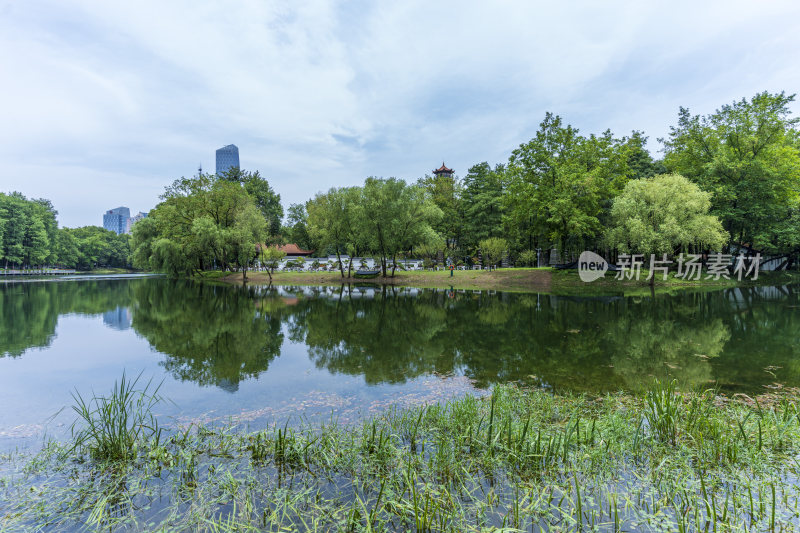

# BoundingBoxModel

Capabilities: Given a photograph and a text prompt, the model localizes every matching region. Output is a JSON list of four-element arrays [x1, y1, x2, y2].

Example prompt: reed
[[69, 371, 163, 462]]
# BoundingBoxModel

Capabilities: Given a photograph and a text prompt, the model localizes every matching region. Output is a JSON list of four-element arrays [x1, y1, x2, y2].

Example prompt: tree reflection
[[2, 278, 798, 395], [0, 279, 138, 357], [130, 281, 284, 392]]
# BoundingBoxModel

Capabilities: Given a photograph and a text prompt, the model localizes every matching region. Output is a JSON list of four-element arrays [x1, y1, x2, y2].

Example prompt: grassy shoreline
[[209, 267, 800, 294], [3, 383, 800, 531]]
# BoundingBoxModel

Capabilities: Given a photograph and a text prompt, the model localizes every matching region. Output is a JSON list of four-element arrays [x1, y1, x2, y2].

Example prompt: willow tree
[[131, 173, 268, 277], [306, 187, 359, 278], [605, 174, 728, 258], [358, 178, 442, 277]]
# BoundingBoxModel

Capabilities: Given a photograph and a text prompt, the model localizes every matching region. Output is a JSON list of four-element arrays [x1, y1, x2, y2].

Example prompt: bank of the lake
[[216, 267, 800, 294], [3, 382, 800, 531]]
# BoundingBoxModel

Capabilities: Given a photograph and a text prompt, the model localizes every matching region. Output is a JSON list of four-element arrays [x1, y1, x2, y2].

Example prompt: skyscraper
[[103, 207, 131, 235], [216, 144, 240, 176], [102, 208, 147, 235]]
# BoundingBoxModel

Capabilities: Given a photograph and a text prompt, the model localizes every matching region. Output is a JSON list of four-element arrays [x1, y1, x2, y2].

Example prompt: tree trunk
[[336, 249, 345, 278], [391, 253, 397, 277]]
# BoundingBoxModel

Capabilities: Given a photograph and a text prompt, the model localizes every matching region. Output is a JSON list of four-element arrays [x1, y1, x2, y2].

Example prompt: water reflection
[[1, 279, 798, 394]]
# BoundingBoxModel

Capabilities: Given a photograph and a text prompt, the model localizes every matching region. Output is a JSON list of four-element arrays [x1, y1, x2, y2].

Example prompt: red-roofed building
[[277, 243, 314, 256], [433, 162, 454, 178], [256, 243, 314, 257]]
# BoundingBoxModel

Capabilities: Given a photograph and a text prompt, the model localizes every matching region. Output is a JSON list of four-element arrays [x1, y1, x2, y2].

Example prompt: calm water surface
[[1, 277, 798, 448]]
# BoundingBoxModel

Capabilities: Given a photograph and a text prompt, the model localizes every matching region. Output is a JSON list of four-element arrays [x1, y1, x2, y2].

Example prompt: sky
[[1, 1, 799, 228]]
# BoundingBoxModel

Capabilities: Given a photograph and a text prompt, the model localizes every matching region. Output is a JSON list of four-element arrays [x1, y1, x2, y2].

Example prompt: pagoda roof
[[433, 162, 453, 174]]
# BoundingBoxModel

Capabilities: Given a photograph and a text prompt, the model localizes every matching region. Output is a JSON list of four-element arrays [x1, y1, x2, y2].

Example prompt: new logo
[[578, 251, 608, 282]]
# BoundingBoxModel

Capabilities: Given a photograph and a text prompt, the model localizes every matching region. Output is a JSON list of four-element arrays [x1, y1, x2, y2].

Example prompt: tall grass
[[645, 378, 681, 444], [5, 380, 800, 531], [70, 371, 164, 462]]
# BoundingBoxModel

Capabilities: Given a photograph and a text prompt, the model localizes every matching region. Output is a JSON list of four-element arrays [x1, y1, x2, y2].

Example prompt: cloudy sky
[[1, 1, 799, 227]]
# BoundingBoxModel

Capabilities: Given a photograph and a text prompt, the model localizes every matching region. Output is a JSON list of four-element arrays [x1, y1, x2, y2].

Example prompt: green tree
[[504, 113, 633, 257], [517, 249, 537, 267], [459, 162, 504, 253], [306, 187, 358, 278], [25, 218, 50, 266], [0, 193, 30, 268], [358, 178, 442, 277], [133, 173, 267, 277], [417, 172, 461, 251], [259, 246, 286, 281], [624, 131, 667, 180], [662, 91, 800, 256], [284, 203, 313, 250], [226, 203, 267, 281], [479, 237, 507, 268], [219, 168, 284, 236], [605, 174, 728, 259]]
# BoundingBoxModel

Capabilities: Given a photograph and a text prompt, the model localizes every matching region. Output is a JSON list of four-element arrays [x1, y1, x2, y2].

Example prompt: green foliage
[[283, 203, 314, 250], [260, 246, 286, 280], [218, 167, 284, 235], [131, 171, 272, 277], [459, 162, 505, 252], [517, 249, 537, 266], [605, 174, 729, 255], [306, 187, 358, 277], [58, 226, 130, 270], [358, 177, 443, 276], [417, 172, 462, 249], [11, 382, 800, 531], [479, 237, 507, 267], [0, 192, 58, 268], [0, 191, 128, 270], [504, 113, 634, 257], [663, 91, 800, 254]]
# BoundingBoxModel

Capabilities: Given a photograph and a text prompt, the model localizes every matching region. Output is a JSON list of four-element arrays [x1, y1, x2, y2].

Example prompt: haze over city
[[1, 0, 799, 227]]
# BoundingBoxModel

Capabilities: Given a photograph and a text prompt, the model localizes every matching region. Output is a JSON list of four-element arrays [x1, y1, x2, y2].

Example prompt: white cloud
[[0, 0, 798, 226]]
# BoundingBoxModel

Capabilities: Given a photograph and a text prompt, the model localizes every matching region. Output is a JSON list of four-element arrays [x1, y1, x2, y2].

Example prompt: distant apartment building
[[103, 207, 148, 235], [216, 144, 240, 176], [125, 211, 149, 234]]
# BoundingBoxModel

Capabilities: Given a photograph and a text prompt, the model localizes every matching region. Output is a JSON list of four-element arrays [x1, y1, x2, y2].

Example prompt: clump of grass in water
[[70, 371, 164, 462], [645, 378, 681, 445]]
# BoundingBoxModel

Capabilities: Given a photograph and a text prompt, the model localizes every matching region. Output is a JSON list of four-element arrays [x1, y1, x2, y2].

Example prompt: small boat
[[354, 269, 381, 278]]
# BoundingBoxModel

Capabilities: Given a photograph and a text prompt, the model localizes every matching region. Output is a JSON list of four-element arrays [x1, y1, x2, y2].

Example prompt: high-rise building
[[216, 144, 240, 176], [103, 207, 131, 235], [103, 207, 147, 235]]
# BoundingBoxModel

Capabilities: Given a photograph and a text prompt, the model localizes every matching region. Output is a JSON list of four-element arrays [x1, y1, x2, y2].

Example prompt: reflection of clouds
[[173, 374, 483, 428]]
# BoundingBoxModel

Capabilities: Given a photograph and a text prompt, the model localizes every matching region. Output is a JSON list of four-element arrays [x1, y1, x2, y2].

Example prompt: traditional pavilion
[[433, 162, 454, 178]]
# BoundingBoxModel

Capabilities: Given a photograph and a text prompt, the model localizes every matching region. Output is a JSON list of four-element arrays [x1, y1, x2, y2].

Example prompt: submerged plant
[[70, 371, 164, 462]]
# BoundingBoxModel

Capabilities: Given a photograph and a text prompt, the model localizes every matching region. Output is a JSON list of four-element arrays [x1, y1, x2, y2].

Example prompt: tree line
[[0, 192, 130, 270], [285, 91, 800, 270], [5, 90, 798, 275]]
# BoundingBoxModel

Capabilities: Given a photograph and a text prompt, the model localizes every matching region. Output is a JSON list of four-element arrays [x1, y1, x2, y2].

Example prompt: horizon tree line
[[2, 90, 798, 274]]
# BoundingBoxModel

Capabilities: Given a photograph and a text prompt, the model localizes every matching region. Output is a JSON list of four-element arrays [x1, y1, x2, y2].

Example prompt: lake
[[1, 276, 798, 449]]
